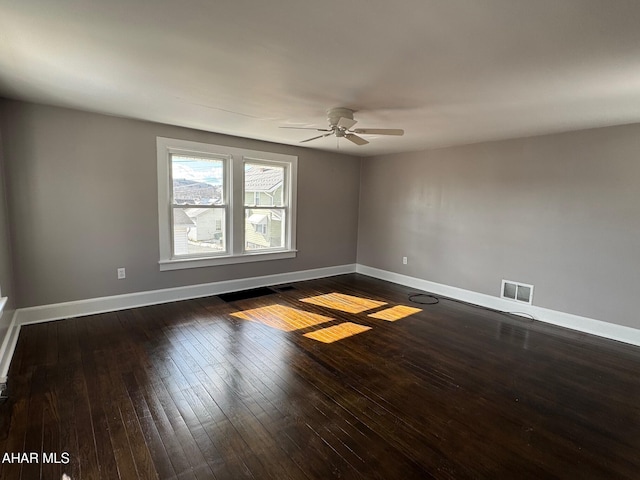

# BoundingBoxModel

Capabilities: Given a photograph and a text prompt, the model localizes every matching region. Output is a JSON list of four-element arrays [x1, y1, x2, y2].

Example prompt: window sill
[[159, 250, 297, 271]]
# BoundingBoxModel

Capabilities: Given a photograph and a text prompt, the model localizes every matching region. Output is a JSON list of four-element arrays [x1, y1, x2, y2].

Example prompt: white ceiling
[[1, 0, 640, 156]]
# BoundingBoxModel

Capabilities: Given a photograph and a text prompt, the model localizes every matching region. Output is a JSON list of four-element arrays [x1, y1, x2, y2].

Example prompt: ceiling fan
[[281, 107, 404, 145]]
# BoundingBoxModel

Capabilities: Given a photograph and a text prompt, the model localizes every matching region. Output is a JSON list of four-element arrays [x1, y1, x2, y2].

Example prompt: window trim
[[157, 137, 297, 271]]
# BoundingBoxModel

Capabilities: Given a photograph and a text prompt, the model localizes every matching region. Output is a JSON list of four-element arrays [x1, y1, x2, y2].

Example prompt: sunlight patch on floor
[[303, 322, 372, 343], [299, 292, 387, 314], [231, 304, 333, 332], [368, 305, 422, 321]]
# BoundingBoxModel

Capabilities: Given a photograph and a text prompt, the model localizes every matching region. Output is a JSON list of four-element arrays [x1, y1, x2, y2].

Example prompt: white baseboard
[[356, 264, 640, 347], [0, 263, 356, 381], [0, 310, 19, 383]]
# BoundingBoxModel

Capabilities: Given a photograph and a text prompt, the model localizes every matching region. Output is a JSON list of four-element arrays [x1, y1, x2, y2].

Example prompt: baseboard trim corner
[[356, 264, 640, 347]]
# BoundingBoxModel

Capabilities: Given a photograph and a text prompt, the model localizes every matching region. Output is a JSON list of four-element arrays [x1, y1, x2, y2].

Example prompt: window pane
[[245, 208, 285, 250], [244, 163, 284, 206], [173, 207, 225, 255], [172, 155, 224, 205]]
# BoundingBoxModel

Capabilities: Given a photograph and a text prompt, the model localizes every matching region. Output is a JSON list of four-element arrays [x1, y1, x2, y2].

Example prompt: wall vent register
[[501, 280, 534, 305]]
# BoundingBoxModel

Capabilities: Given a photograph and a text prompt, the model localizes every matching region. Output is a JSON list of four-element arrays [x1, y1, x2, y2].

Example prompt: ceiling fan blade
[[300, 132, 333, 143], [345, 133, 369, 146], [337, 117, 357, 129], [352, 128, 404, 136], [280, 126, 331, 132]]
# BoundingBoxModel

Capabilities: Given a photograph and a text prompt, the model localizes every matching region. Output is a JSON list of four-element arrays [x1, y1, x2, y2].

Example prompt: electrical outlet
[[402, 256, 408, 265], [117, 267, 126, 279]]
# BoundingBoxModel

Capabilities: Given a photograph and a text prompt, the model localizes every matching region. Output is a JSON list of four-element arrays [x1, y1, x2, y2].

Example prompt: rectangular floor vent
[[501, 280, 534, 305]]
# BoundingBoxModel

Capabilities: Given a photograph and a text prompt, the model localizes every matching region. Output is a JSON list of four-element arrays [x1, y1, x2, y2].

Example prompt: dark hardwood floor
[[1, 273, 639, 479]]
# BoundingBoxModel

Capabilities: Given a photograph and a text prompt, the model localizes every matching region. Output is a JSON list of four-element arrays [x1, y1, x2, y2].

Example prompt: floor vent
[[218, 287, 276, 303], [501, 280, 534, 305], [273, 285, 296, 292]]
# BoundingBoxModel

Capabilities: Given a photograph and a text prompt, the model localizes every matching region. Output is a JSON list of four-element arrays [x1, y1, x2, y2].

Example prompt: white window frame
[[157, 137, 297, 271]]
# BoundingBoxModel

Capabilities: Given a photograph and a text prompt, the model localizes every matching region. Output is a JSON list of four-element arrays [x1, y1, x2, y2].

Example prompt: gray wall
[[358, 124, 640, 329], [0, 124, 16, 336], [0, 99, 361, 308]]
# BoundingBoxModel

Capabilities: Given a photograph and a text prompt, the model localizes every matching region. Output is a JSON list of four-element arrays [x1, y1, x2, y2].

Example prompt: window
[[171, 154, 227, 256], [157, 137, 297, 270], [255, 223, 267, 235], [245, 162, 285, 250]]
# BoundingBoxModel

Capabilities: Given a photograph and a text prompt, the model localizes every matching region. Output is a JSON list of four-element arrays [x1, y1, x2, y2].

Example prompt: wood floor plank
[[66, 363, 101, 479], [131, 367, 195, 477], [118, 397, 160, 480], [146, 374, 218, 479], [82, 373, 121, 478], [40, 367, 62, 480], [91, 359, 143, 480], [20, 365, 47, 480], [121, 371, 177, 480]]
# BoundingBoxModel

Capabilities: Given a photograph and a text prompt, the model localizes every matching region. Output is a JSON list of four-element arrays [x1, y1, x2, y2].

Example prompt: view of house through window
[[171, 155, 226, 256], [244, 163, 286, 251]]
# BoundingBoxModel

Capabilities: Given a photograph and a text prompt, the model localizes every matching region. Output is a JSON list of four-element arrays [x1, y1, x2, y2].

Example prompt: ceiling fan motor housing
[[327, 107, 354, 127]]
